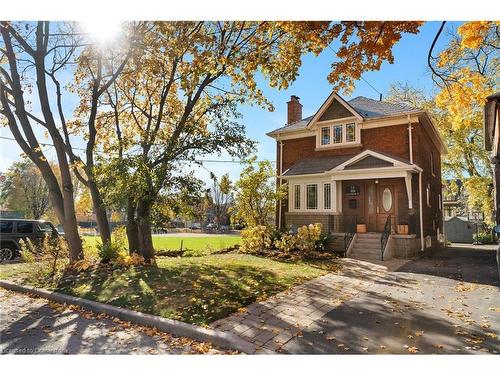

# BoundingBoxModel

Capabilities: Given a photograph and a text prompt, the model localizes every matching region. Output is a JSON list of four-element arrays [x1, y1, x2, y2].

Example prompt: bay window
[[294, 185, 301, 210], [324, 183, 331, 210], [306, 184, 318, 210]]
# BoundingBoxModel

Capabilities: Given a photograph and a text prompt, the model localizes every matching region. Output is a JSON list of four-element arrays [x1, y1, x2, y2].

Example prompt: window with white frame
[[426, 184, 431, 207], [318, 123, 359, 147], [346, 123, 356, 142], [332, 125, 343, 144], [306, 184, 318, 210], [321, 127, 330, 145], [324, 183, 331, 210], [294, 185, 301, 210]]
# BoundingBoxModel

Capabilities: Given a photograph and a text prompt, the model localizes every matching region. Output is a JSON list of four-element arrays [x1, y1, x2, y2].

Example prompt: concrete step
[[352, 240, 381, 248], [351, 247, 381, 255], [356, 233, 382, 239], [354, 238, 381, 246]]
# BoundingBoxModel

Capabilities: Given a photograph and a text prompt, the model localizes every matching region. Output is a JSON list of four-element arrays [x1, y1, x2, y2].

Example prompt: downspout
[[408, 114, 413, 164], [419, 171, 425, 251], [278, 135, 283, 229]]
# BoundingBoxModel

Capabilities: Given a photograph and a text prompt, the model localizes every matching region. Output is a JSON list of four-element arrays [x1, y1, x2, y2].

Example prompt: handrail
[[380, 214, 391, 261], [344, 215, 357, 254]]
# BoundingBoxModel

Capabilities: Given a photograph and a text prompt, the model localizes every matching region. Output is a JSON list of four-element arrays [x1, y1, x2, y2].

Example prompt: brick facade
[[278, 122, 443, 239]]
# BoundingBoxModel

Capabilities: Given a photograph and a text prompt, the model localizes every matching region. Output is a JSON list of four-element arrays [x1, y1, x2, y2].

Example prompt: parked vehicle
[[0, 218, 59, 261]]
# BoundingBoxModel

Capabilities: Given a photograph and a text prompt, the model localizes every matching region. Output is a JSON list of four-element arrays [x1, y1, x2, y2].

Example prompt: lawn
[[83, 235, 242, 252], [0, 253, 339, 325]]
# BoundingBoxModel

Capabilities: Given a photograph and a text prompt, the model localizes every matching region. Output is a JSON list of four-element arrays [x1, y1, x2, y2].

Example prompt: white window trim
[[293, 184, 301, 210], [288, 180, 337, 213], [316, 122, 361, 149], [320, 126, 330, 146], [324, 183, 332, 210], [306, 184, 319, 210]]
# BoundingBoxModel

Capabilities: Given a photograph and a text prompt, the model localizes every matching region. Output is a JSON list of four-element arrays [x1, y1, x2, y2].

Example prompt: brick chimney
[[287, 95, 302, 125]]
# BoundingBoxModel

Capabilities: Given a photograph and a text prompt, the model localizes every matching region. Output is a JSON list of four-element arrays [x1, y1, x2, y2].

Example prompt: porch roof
[[282, 155, 354, 176], [281, 149, 415, 177]]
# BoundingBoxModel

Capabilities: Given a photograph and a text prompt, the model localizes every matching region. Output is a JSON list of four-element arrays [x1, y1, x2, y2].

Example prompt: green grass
[[83, 235, 242, 252], [0, 253, 339, 325]]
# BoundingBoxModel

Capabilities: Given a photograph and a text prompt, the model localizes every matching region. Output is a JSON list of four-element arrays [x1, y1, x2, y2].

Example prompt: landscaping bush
[[473, 231, 496, 244], [19, 235, 69, 284], [240, 225, 272, 253], [295, 223, 323, 253]]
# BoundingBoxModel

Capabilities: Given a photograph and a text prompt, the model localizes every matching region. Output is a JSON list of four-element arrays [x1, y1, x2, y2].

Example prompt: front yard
[[83, 234, 242, 253], [0, 253, 339, 325]]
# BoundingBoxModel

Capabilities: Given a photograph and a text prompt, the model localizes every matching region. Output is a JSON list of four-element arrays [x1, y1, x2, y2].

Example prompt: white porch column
[[337, 180, 342, 213], [405, 171, 413, 209], [331, 179, 338, 212]]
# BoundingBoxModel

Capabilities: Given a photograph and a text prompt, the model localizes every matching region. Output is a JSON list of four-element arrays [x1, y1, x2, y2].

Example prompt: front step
[[349, 233, 383, 260]]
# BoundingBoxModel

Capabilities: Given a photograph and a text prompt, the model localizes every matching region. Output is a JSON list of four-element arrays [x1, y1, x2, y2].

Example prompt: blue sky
[[0, 21, 459, 185]]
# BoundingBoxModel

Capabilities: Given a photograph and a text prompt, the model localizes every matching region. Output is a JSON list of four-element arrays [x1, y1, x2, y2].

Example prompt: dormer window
[[321, 127, 330, 145], [333, 125, 343, 143], [346, 123, 356, 142], [317, 122, 360, 149]]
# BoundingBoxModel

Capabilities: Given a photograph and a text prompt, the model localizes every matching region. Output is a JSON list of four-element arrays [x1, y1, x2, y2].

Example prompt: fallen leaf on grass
[[407, 346, 419, 353]]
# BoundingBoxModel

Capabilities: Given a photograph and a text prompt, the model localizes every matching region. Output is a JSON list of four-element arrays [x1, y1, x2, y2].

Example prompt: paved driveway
[[283, 245, 499, 354], [212, 244, 499, 354]]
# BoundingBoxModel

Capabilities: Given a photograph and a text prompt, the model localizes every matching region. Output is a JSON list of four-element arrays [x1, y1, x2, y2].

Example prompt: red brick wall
[[278, 122, 443, 238], [280, 124, 411, 173]]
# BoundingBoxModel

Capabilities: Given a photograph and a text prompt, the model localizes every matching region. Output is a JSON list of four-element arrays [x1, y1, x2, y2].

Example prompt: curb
[[0, 280, 260, 354]]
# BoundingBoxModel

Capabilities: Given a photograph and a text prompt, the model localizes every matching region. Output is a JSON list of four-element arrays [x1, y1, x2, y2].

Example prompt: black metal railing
[[328, 214, 358, 234], [343, 215, 357, 253], [380, 214, 392, 261]]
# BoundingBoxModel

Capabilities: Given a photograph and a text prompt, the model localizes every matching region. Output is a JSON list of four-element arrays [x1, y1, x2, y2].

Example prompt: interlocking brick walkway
[[211, 258, 391, 352]]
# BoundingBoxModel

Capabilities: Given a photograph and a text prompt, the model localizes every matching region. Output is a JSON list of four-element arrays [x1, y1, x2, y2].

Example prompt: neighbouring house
[[484, 92, 500, 227], [267, 92, 446, 260]]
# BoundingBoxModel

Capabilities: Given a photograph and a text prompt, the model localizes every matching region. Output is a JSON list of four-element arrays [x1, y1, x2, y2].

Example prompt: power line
[[327, 44, 383, 100], [0, 135, 275, 164]]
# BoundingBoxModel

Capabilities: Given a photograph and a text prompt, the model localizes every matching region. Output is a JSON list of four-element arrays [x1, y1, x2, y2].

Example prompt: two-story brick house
[[267, 92, 446, 260]]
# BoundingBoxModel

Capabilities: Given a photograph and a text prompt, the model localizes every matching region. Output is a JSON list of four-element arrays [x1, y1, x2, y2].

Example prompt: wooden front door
[[376, 184, 395, 232]]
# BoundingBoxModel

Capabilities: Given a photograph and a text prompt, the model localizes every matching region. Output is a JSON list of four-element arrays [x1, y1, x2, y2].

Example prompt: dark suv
[[0, 218, 59, 261]]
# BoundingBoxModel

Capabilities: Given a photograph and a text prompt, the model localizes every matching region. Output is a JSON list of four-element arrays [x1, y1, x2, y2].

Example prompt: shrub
[[274, 232, 297, 253], [97, 226, 128, 263], [473, 231, 495, 244], [19, 235, 69, 284], [240, 225, 272, 253], [295, 223, 323, 253]]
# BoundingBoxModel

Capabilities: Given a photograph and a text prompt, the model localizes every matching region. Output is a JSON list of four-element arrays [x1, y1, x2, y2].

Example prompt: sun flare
[[80, 20, 123, 44]]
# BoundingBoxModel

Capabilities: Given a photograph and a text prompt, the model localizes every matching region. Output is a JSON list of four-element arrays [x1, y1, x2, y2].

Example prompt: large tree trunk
[[136, 199, 155, 262], [88, 180, 111, 246], [126, 197, 140, 254]]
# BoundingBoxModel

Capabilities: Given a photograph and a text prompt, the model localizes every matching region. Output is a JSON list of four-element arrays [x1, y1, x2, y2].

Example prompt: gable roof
[[267, 94, 424, 136]]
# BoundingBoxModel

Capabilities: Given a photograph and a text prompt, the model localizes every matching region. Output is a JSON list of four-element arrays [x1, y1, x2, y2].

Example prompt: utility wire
[[0, 135, 275, 164]]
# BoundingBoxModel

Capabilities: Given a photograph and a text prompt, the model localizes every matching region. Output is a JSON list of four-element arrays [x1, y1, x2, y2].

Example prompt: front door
[[376, 184, 395, 232]]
